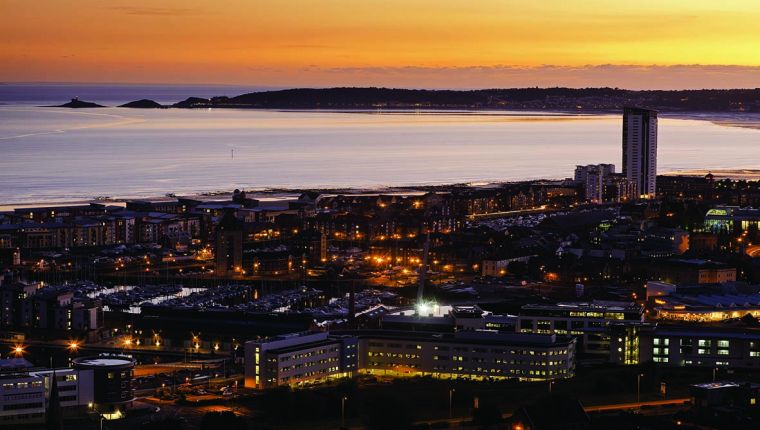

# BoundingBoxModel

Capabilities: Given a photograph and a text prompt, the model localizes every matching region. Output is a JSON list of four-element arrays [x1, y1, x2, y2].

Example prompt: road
[[407, 398, 690, 429], [583, 397, 691, 413]]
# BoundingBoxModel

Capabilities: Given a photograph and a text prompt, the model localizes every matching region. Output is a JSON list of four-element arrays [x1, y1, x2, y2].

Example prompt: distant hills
[[49, 87, 760, 112], [169, 87, 760, 112]]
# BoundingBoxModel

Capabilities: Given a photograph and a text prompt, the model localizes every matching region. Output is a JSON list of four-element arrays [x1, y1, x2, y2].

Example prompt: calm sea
[[1, 84, 760, 205]]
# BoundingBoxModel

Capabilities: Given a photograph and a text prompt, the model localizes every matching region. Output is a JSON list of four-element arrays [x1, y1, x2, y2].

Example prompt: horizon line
[[3, 81, 760, 92]]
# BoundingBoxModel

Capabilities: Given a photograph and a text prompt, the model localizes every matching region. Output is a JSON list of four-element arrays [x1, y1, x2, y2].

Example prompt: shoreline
[[3, 170, 760, 211], [0, 181, 552, 211]]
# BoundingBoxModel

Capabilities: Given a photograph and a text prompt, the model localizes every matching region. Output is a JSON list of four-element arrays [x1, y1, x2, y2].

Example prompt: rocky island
[[119, 99, 165, 109], [52, 97, 105, 108]]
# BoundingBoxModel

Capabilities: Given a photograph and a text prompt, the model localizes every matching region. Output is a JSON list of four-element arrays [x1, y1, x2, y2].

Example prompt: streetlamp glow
[[417, 301, 435, 316], [12, 345, 25, 356]]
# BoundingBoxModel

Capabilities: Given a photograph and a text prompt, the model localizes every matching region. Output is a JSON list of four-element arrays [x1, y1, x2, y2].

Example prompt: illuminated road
[[583, 398, 690, 413], [747, 245, 760, 258], [467, 206, 555, 220]]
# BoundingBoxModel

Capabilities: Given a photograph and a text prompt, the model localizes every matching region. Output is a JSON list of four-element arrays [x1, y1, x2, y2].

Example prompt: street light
[[341, 396, 348, 428], [637, 373, 644, 404], [11, 344, 24, 357], [89, 402, 103, 430], [549, 380, 554, 393], [449, 388, 455, 419]]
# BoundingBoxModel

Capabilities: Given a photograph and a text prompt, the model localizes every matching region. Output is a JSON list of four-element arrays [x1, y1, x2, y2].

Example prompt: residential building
[[603, 173, 637, 203], [622, 107, 658, 198], [643, 259, 736, 285], [481, 254, 535, 277], [574, 164, 615, 203], [0, 280, 103, 333]]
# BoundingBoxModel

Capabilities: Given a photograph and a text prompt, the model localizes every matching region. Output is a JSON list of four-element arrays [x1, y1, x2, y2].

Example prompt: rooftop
[[521, 300, 642, 313], [339, 329, 574, 348], [692, 382, 742, 390], [73, 354, 134, 368]]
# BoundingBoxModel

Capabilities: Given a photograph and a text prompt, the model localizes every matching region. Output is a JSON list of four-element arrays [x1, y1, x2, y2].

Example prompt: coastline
[[661, 169, 760, 180], [5, 167, 760, 212], [664, 112, 760, 131], [0, 181, 550, 211]]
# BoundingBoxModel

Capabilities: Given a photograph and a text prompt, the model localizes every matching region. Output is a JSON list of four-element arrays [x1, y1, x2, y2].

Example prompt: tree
[[362, 393, 414, 430], [201, 411, 246, 430], [506, 261, 527, 277], [472, 403, 502, 427], [141, 417, 184, 430]]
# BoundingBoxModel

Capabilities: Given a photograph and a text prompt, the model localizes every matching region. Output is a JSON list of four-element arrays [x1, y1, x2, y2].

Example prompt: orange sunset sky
[[3, 0, 760, 89]]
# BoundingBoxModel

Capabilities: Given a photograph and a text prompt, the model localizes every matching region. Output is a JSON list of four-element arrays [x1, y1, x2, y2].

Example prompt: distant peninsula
[[170, 87, 760, 112], [52, 98, 104, 108], [119, 99, 165, 109]]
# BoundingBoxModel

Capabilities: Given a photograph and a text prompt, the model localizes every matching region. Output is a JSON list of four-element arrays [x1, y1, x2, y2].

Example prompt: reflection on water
[[1, 106, 760, 204]]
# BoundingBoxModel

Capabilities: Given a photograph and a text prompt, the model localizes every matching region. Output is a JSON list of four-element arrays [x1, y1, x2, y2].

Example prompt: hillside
[[171, 87, 760, 112]]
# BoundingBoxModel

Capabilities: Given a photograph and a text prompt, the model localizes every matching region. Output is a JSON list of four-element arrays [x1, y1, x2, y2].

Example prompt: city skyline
[[4, 2, 760, 429], [4, 1, 760, 89]]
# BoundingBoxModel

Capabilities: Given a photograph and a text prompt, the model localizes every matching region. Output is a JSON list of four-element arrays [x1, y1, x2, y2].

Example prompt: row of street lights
[[8, 340, 80, 358]]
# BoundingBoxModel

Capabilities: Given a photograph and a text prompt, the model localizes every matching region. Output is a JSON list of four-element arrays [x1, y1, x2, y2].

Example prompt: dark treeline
[[168, 87, 760, 111]]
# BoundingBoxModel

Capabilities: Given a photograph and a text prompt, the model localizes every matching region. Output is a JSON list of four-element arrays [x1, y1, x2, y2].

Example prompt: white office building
[[244, 314, 574, 388], [0, 368, 94, 426], [518, 301, 644, 359], [244, 332, 359, 389], [359, 330, 575, 382]]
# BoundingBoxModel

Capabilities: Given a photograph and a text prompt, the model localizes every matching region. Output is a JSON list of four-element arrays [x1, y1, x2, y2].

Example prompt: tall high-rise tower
[[622, 107, 658, 198]]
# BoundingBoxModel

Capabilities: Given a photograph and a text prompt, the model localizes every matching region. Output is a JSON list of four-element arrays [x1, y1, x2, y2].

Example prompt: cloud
[[277, 44, 333, 50]]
